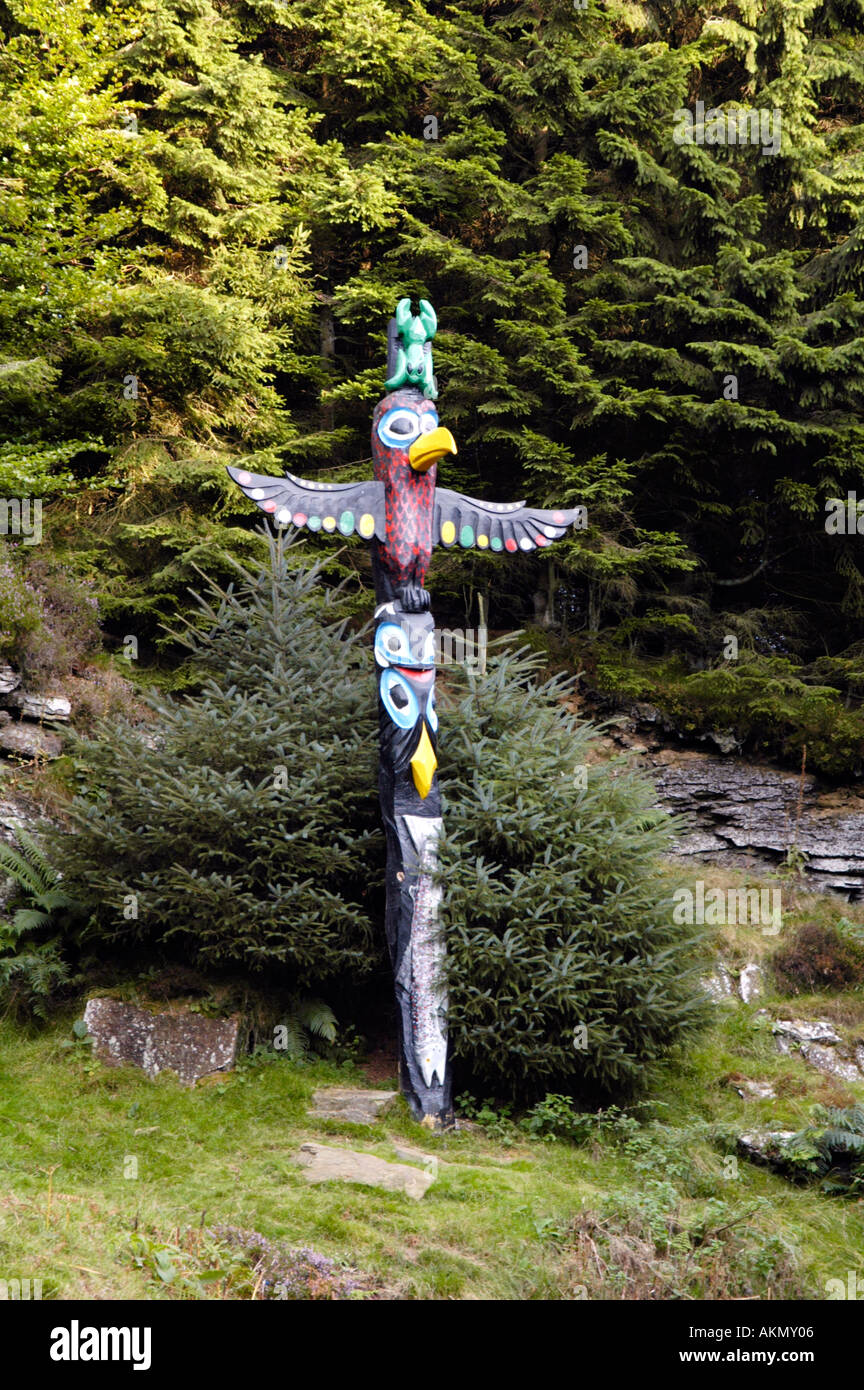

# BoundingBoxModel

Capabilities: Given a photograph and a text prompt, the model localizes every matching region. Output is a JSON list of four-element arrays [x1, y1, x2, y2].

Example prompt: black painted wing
[[226, 465, 386, 541], [433, 487, 586, 553]]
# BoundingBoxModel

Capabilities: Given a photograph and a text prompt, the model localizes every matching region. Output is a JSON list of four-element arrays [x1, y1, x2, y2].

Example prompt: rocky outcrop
[[702, 965, 735, 1000], [0, 664, 72, 761], [0, 723, 62, 759], [10, 692, 71, 722], [734, 1079, 776, 1100], [772, 1016, 864, 1083], [0, 664, 20, 695], [738, 1130, 798, 1163], [643, 748, 864, 896], [739, 963, 764, 1002]]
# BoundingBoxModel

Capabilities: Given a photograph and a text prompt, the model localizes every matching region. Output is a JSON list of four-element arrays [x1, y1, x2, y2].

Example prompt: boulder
[[739, 963, 764, 1003], [738, 1130, 798, 1163], [702, 729, 742, 755], [772, 1017, 864, 1081], [0, 664, 20, 695], [309, 1087, 398, 1124], [12, 692, 71, 722], [83, 997, 239, 1085], [296, 1143, 434, 1199], [798, 1043, 861, 1084], [735, 1079, 776, 1100], [773, 1018, 842, 1047], [0, 723, 62, 759], [702, 965, 735, 1000]]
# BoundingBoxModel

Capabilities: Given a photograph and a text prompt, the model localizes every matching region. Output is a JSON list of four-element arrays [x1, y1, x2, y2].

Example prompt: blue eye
[[381, 670, 420, 729], [375, 622, 411, 668], [377, 407, 438, 449]]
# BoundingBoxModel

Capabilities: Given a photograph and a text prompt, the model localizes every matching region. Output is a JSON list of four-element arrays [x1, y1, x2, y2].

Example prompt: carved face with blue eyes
[[374, 619, 437, 671], [374, 603, 439, 795]]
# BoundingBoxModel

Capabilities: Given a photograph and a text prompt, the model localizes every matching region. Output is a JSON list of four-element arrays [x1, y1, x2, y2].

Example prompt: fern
[[784, 1106, 864, 1191], [292, 997, 337, 1045], [0, 830, 83, 1020], [273, 997, 338, 1058]]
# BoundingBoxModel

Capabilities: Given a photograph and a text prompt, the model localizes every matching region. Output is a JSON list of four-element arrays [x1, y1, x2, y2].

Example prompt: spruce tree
[[52, 535, 384, 982], [438, 648, 708, 1105]]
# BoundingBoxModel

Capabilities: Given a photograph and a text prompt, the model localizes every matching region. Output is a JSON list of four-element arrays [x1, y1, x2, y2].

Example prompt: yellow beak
[[408, 426, 457, 473], [410, 724, 438, 799]]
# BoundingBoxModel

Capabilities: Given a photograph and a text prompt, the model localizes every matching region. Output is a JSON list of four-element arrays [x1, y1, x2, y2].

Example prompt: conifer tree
[[438, 647, 708, 1104], [52, 535, 383, 982]]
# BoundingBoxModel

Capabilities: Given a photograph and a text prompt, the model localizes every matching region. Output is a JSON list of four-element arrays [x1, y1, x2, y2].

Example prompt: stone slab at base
[[296, 1142, 434, 1199], [309, 1087, 398, 1124], [83, 997, 239, 1086]]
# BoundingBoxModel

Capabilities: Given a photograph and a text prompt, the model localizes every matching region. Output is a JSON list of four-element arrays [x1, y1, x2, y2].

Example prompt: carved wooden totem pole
[[227, 298, 584, 1126]]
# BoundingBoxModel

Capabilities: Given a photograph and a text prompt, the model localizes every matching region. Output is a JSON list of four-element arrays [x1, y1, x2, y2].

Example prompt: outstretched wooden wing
[[433, 487, 586, 553], [226, 465, 386, 541]]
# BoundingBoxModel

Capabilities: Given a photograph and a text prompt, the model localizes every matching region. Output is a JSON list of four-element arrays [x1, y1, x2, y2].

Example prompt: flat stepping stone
[[296, 1143, 433, 1200], [310, 1087, 397, 1124]]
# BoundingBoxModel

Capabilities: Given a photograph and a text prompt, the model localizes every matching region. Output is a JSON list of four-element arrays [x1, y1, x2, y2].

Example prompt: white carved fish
[[402, 815, 448, 1088]]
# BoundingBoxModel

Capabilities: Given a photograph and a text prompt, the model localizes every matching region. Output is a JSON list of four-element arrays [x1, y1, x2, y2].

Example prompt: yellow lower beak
[[410, 724, 438, 799], [408, 426, 457, 473]]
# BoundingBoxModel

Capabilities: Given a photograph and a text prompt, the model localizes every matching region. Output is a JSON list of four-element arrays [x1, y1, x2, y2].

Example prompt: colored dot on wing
[[519, 537, 533, 550], [276, 508, 291, 525], [504, 537, 517, 552], [477, 534, 489, 548], [339, 511, 354, 534], [553, 511, 566, 523], [490, 536, 503, 551], [535, 534, 548, 546], [263, 500, 277, 513], [460, 524, 475, 548], [358, 513, 375, 538], [441, 520, 456, 545], [293, 512, 307, 526], [322, 516, 336, 531], [236, 471, 252, 485], [307, 515, 322, 530]]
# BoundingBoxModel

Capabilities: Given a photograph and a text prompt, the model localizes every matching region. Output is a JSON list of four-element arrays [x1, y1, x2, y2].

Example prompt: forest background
[[5, 0, 864, 776]]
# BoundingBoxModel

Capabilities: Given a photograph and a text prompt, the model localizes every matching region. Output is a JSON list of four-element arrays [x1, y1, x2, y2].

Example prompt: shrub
[[0, 545, 41, 657], [520, 1093, 594, 1143], [0, 542, 101, 684], [51, 535, 383, 986], [17, 552, 101, 685], [770, 922, 864, 995], [438, 649, 709, 1106]]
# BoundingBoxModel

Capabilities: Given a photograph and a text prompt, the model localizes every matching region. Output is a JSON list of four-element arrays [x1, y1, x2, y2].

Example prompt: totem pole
[[227, 297, 584, 1126]]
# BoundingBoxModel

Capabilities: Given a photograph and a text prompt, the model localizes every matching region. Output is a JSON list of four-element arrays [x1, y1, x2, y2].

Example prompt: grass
[[1, 872, 864, 1300]]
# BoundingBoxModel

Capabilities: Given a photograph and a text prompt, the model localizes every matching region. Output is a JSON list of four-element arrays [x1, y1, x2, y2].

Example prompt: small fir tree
[[52, 535, 383, 983]]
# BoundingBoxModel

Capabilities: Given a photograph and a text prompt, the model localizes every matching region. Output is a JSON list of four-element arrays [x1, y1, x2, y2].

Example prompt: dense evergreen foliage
[[46, 544, 705, 1101], [438, 649, 708, 1102], [52, 538, 383, 981], [4, 0, 864, 739]]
